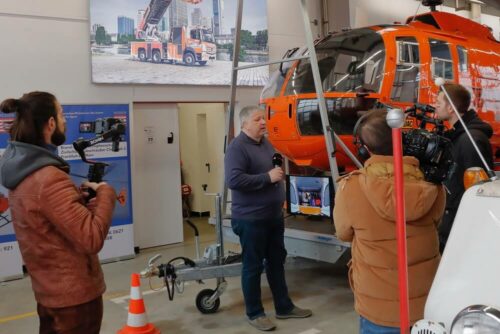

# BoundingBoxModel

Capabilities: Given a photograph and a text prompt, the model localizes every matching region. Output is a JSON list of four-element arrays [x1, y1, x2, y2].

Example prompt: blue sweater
[[224, 132, 285, 219]]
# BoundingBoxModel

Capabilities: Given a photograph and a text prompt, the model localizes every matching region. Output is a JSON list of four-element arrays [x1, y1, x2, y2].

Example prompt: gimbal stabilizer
[[72, 122, 125, 199]]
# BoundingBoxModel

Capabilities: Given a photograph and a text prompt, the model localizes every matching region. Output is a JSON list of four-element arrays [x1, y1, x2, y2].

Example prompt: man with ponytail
[[0, 92, 116, 334]]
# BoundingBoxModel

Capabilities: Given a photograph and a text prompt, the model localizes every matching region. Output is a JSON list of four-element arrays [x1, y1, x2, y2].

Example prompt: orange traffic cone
[[117, 273, 161, 334]]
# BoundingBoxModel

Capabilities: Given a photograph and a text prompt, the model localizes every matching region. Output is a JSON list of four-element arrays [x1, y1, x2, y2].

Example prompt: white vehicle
[[412, 177, 500, 333]]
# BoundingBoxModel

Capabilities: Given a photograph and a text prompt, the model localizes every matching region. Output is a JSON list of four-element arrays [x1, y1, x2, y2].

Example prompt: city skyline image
[[90, 0, 267, 35]]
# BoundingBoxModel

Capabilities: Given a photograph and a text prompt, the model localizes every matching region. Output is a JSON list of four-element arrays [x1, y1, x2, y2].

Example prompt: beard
[[51, 127, 66, 146]]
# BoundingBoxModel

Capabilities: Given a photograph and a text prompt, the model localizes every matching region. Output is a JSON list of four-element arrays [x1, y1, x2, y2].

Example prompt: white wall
[[267, 0, 322, 70], [267, 0, 352, 68], [325, 0, 351, 33]]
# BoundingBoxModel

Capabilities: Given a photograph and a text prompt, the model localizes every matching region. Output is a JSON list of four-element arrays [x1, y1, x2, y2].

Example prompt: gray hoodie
[[0, 141, 69, 190]]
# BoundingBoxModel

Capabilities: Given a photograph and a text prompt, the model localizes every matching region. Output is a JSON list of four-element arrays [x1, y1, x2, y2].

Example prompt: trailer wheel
[[138, 49, 147, 62], [195, 289, 220, 314], [183, 52, 196, 66], [198, 61, 207, 66], [152, 50, 161, 63]]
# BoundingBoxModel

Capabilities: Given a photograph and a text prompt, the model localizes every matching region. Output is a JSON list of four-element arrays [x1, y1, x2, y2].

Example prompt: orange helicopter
[[260, 0, 499, 172]]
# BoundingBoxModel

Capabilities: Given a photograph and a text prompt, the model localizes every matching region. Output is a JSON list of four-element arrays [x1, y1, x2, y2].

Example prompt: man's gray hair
[[239, 105, 262, 127]]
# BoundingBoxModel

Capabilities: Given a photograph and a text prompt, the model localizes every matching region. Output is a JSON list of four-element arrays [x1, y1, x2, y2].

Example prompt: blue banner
[[61, 104, 134, 261], [0, 112, 23, 280]]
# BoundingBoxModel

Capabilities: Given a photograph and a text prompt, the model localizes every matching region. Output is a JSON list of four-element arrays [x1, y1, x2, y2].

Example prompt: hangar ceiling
[[442, 0, 500, 17]]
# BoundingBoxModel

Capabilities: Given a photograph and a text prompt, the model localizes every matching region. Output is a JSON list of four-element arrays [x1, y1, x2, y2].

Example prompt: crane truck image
[[130, 0, 216, 66]]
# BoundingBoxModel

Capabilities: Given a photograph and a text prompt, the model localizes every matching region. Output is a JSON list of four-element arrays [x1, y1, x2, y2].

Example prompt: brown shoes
[[247, 307, 312, 331], [248, 315, 277, 331], [275, 306, 313, 319]]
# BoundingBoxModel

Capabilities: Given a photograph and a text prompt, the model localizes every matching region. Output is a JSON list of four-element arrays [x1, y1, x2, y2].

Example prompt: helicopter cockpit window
[[391, 37, 420, 103], [261, 70, 286, 100], [261, 46, 308, 100], [430, 39, 454, 80], [296, 97, 378, 136], [284, 29, 386, 95]]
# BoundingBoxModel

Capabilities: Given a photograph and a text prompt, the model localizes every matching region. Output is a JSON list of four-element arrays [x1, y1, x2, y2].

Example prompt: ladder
[[222, 0, 362, 214]]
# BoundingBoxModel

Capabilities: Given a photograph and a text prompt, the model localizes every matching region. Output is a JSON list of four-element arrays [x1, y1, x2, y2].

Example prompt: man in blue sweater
[[225, 106, 312, 331]]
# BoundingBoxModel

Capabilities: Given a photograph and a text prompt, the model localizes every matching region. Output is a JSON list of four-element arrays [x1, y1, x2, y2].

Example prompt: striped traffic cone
[[117, 273, 161, 334]]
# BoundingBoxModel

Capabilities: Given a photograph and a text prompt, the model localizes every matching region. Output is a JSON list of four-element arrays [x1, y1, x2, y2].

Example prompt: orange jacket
[[334, 155, 445, 327], [9, 166, 116, 308]]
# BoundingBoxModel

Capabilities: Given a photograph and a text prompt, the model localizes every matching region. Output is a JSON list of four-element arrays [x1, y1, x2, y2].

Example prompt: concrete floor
[[0, 218, 358, 334]]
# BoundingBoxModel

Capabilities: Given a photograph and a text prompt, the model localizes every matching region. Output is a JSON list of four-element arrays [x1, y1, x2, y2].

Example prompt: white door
[[132, 103, 183, 248], [196, 113, 211, 211]]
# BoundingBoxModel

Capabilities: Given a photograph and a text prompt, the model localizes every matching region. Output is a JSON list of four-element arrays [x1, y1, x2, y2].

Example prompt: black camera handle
[[72, 124, 125, 200], [405, 103, 445, 136]]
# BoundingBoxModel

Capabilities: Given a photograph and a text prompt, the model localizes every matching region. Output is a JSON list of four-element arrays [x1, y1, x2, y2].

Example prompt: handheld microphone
[[272, 153, 283, 168]]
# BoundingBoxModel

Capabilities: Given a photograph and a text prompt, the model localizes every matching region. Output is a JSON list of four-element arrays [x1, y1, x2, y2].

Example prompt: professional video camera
[[73, 118, 126, 199], [403, 104, 454, 184]]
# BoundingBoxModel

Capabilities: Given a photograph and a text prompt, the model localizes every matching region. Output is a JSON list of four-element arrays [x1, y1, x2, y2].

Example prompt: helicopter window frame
[[429, 38, 454, 80], [391, 37, 421, 103], [431, 56, 454, 79], [396, 40, 420, 65], [283, 28, 386, 95]]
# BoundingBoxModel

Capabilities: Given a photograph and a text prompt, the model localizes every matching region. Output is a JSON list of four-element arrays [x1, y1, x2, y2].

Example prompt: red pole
[[392, 128, 410, 334]]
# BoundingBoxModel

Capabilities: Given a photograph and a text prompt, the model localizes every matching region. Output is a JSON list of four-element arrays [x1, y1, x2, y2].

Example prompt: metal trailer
[[141, 194, 244, 314], [217, 216, 350, 265], [141, 193, 350, 314]]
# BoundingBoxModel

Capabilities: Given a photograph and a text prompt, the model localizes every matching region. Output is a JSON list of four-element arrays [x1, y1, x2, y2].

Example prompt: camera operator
[[435, 83, 493, 252], [334, 109, 445, 333], [0, 92, 116, 334]]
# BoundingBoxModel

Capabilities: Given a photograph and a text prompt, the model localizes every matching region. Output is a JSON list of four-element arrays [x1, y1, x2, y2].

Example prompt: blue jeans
[[360, 316, 400, 334], [232, 217, 294, 319]]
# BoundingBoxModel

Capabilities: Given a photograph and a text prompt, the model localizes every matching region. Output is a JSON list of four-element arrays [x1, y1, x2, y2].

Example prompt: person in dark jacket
[[435, 83, 493, 252], [0, 92, 116, 334], [224, 106, 312, 331]]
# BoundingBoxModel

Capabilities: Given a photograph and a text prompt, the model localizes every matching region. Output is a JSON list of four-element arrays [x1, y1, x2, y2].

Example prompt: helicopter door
[[391, 37, 421, 103]]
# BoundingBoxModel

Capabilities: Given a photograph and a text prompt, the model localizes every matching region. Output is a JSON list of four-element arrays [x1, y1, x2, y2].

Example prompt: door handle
[[205, 163, 211, 173]]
